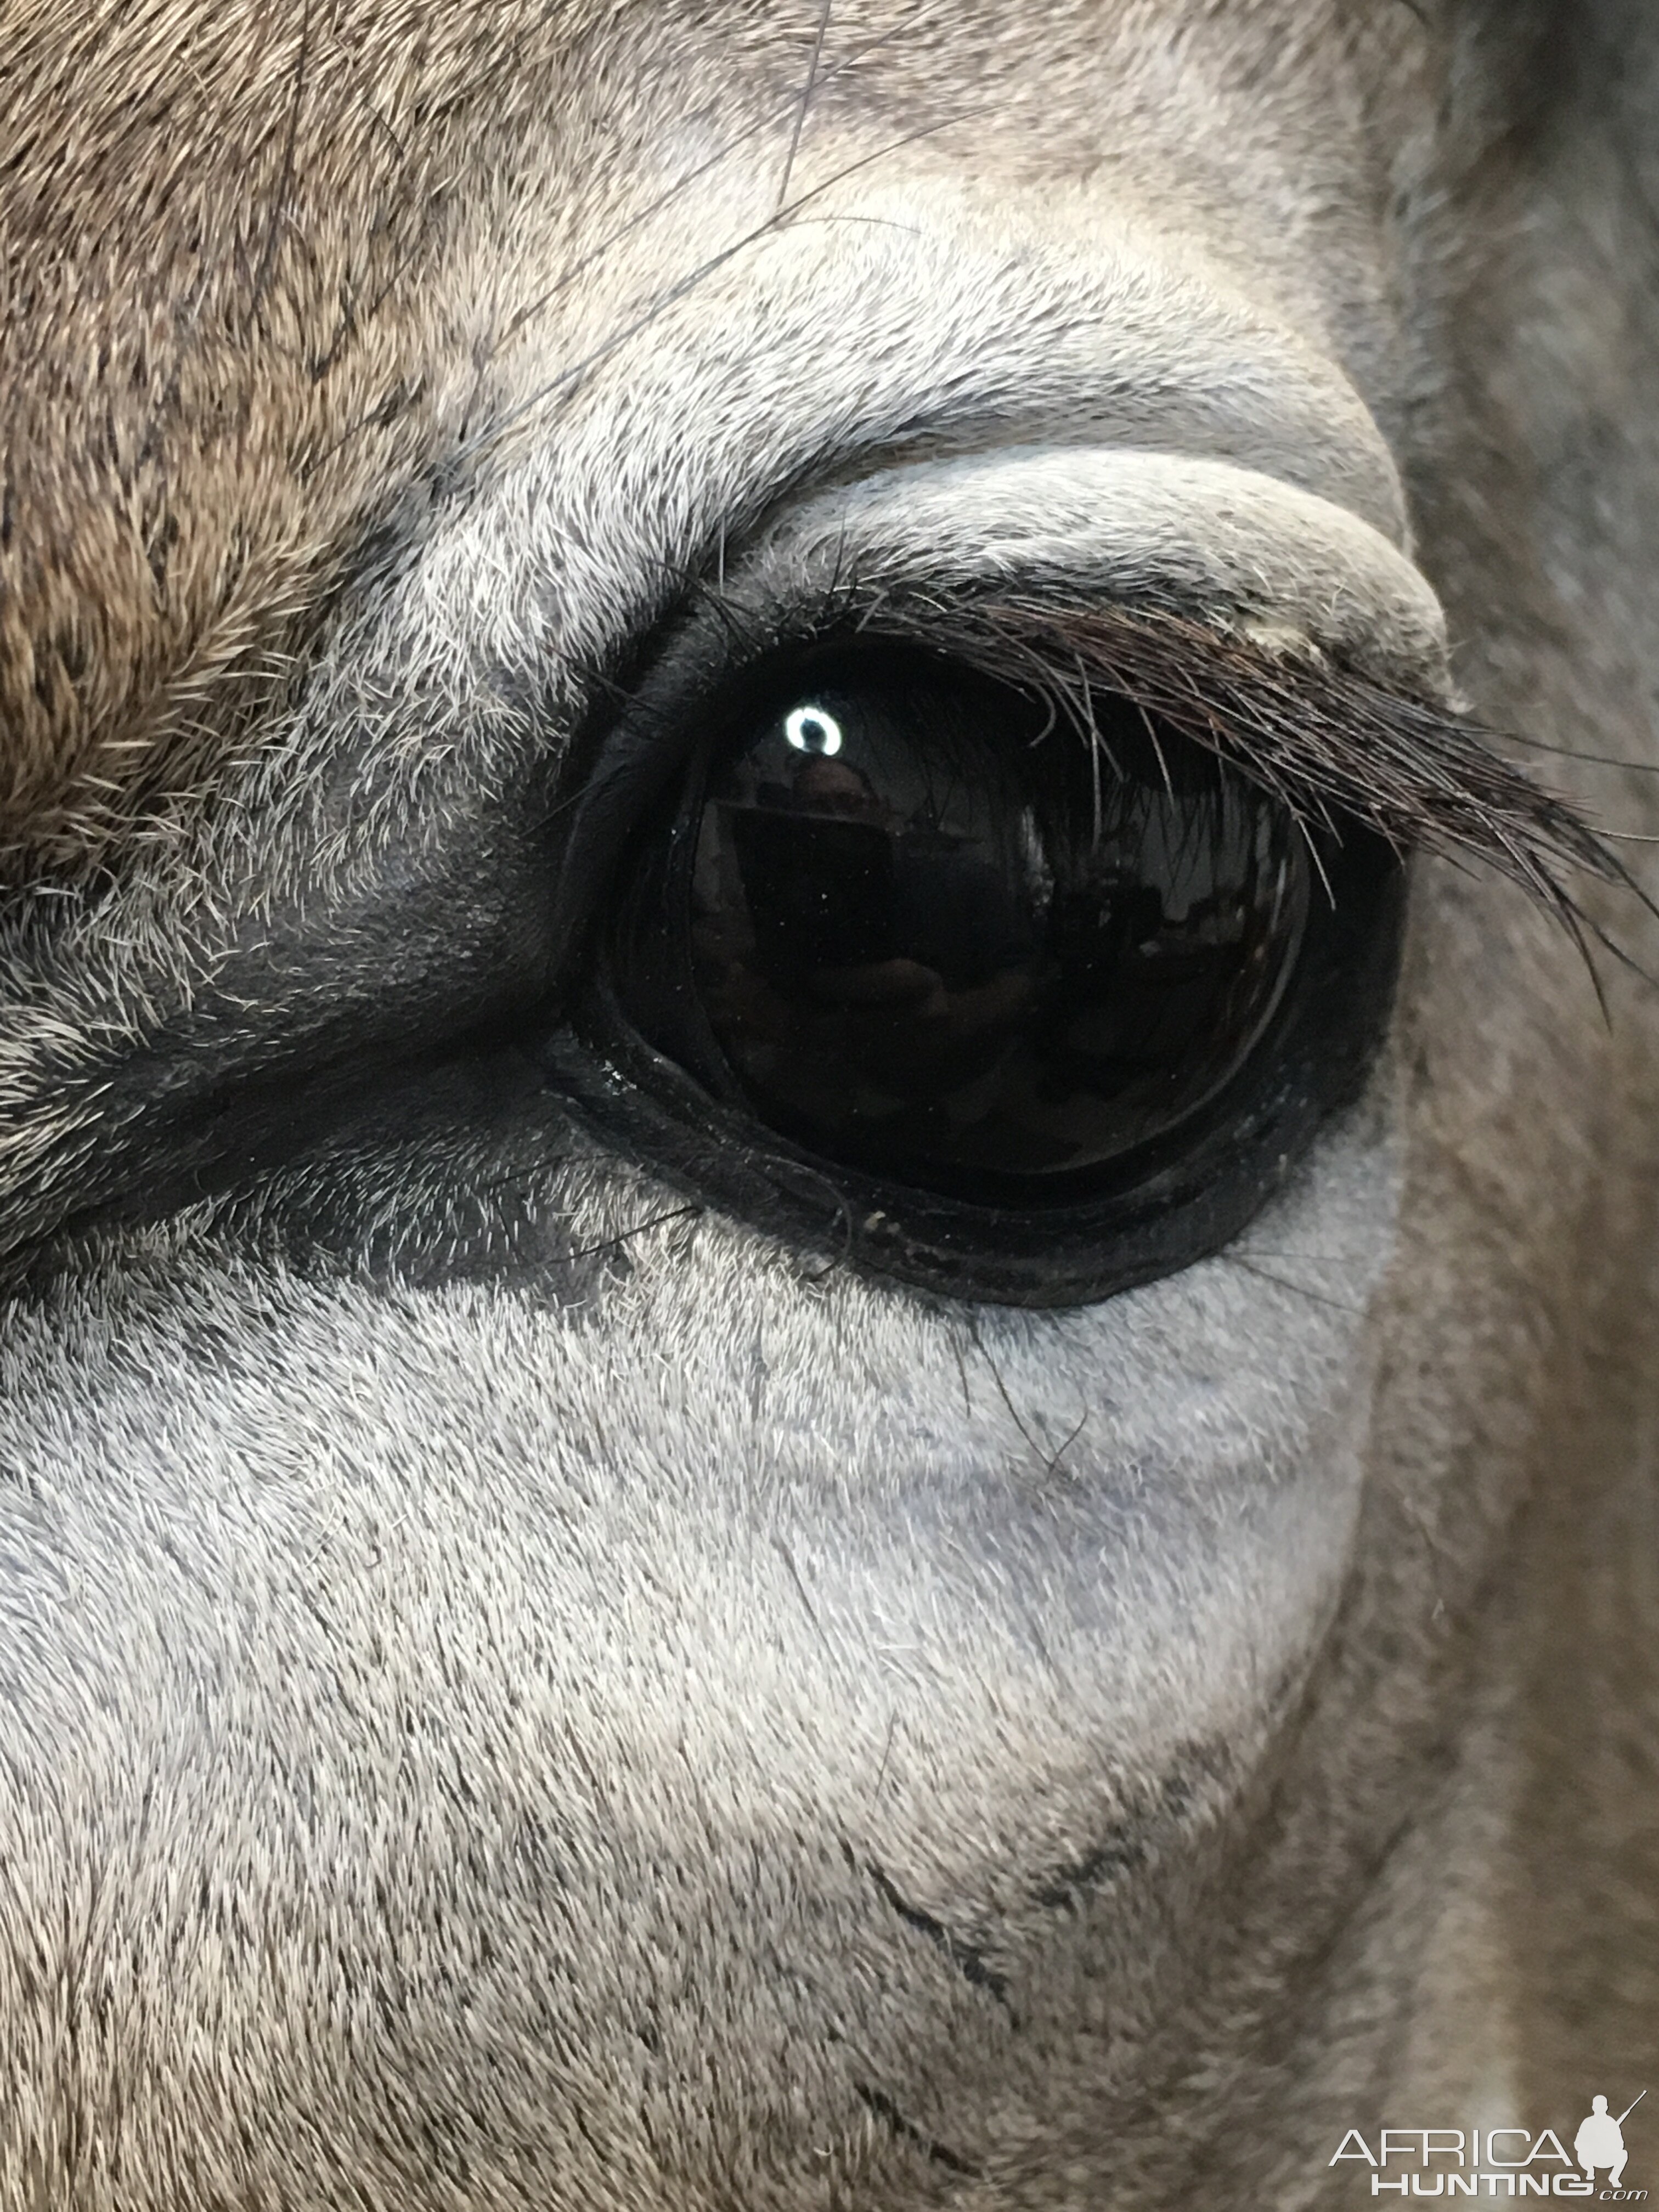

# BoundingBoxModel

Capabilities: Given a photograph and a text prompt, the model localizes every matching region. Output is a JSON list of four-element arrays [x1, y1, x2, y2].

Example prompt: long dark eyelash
[[883, 601, 1625, 917], [684, 569, 1629, 942]]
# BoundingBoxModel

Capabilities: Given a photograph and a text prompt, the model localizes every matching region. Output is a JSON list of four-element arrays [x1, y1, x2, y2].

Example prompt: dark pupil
[[653, 649, 1308, 1199]]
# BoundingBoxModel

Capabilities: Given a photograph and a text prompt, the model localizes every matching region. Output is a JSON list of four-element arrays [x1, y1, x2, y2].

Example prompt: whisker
[[1220, 1256, 1367, 1317], [452, 106, 989, 475], [567, 1201, 701, 1261], [777, 0, 837, 215], [1045, 1407, 1090, 1480], [967, 1316, 1048, 1464], [492, 2, 951, 358]]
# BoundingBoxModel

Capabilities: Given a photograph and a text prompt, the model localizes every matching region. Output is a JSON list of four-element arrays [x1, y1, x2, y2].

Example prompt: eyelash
[[545, 572, 1622, 1032], [578, 571, 1609, 869]]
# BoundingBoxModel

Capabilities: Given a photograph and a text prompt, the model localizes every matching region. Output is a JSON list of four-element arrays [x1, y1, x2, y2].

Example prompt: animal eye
[[611, 644, 1311, 1189], [569, 638, 1404, 1305]]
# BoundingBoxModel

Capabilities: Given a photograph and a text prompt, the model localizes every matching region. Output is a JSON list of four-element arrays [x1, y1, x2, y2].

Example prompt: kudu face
[[2, 3, 1656, 2207]]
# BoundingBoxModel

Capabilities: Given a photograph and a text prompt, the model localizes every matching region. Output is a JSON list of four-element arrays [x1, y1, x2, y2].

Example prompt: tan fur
[[0, 0, 600, 857]]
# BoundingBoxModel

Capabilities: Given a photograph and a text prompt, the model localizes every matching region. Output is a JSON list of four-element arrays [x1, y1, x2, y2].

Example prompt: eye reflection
[[620, 646, 1314, 1201], [783, 703, 843, 755]]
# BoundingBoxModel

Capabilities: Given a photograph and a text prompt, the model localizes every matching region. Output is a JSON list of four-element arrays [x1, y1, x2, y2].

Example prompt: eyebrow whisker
[[489, 1, 952, 360], [452, 105, 989, 479], [777, 0, 837, 216]]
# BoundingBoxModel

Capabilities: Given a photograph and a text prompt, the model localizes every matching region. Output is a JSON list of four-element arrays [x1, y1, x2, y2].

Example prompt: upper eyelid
[[729, 447, 1453, 699], [556, 441, 1449, 831]]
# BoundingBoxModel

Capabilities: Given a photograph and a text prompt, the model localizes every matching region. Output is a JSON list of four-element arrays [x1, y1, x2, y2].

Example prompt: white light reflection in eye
[[784, 704, 843, 757]]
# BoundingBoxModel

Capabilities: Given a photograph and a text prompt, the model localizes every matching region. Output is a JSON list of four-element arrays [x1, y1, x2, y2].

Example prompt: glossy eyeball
[[602, 643, 1323, 1206]]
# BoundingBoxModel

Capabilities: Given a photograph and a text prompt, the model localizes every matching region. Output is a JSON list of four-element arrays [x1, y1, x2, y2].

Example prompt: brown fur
[[0, 0, 602, 860]]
